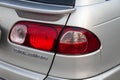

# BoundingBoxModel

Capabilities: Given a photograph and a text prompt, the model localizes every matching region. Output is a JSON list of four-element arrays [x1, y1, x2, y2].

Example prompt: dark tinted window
[[27, 0, 75, 6]]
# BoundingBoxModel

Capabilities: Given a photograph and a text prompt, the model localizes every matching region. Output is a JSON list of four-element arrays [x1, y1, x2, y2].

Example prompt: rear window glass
[[26, 0, 75, 6]]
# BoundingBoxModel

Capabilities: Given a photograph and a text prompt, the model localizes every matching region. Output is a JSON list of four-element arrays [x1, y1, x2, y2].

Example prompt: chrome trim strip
[[0, 0, 76, 14]]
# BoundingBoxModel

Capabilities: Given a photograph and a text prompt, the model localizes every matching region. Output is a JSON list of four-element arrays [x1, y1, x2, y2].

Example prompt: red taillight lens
[[9, 21, 100, 55], [57, 27, 101, 55], [28, 26, 57, 51], [9, 22, 62, 52]]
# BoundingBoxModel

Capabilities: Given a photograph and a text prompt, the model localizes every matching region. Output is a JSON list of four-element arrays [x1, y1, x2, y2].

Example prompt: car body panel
[[48, 50, 101, 79], [0, 6, 70, 77], [68, 0, 120, 28], [47, 0, 120, 79], [0, 0, 75, 15], [75, 0, 105, 6], [0, 61, 45, 80], [46, 63, 120, 80], [0, 0, 120, 80]]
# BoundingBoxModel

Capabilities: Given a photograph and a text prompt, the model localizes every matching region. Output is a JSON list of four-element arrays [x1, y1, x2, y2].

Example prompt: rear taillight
[[9, 22, 62, 52], [57, 27, 101, 55], [9, 21, 100, 55]]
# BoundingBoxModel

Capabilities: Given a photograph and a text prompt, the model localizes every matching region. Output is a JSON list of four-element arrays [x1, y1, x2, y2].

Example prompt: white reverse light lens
[[10, 24, 27, 44], [60, 31, 87, 44]]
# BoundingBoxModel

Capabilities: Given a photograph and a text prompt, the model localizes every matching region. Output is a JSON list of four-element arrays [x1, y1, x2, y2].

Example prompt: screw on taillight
[[9, 21, 100, 55], [9, 21, 62, 52], [57, 27, 101, 55]]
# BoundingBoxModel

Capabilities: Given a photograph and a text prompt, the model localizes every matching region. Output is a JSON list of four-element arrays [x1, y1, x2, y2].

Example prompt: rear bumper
[[85, 64, 120, 80], [0, 60, 120, 80], [46, 64, 120, 80], [0, 60, 46, 80]]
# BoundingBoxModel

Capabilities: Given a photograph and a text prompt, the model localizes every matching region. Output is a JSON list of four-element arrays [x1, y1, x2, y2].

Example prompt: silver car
[[0, 0, 120, 80]]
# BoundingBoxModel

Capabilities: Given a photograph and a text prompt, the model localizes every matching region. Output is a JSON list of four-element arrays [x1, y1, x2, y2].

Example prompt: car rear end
[[0, 0, 75, 80], [0, 0, 120, 80]]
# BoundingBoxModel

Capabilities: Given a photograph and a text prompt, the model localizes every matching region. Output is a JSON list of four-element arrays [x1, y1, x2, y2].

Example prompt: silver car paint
[[0, 0, 120, 80], [47, 62, 120, 80], [0, 0, 75, 15], [75, 0, 105, 6], [0, 61, 45, 80], [0, 6, 70, 79], [48, 0, 120, 79]]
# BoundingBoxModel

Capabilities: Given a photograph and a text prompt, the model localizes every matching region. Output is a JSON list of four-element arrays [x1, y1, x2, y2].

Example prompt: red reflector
[[9, 22, 62, 52], [57, 27, 101, 55]]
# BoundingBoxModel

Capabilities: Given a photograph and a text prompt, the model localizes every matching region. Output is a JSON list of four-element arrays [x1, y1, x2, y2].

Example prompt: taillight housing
[[9, 21, 100, 55], [57, 27, 101, 55], [9, 21, 62, 52]]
